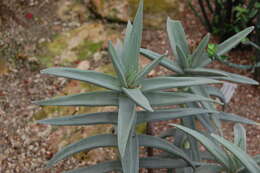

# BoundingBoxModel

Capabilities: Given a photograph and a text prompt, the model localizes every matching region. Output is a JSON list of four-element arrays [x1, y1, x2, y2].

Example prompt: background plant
[[171, 123, 260, 173], [187, 0, 260, 41], [34, 1, 231, 172], [141, 17, 259, 173]]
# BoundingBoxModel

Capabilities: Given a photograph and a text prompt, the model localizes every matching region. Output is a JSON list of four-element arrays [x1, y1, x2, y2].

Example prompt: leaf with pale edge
[[41, 67, 120, 91], [212, 134, 260, 173]]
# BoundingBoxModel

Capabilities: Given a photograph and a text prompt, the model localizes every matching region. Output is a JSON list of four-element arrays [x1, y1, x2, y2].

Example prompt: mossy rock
[[89, 0, 180, 28], [89, 0, 129, 22], [128, 0, 180, 29], [37, 23, 120, 67]]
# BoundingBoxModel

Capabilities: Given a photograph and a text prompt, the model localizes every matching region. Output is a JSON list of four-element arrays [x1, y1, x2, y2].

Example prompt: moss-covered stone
[[89, 0, 180, 28], [128, 0, 180, 28], [37, 23, 120, 67], [72, 40, 103, 60], [90, 0, 129, 22]]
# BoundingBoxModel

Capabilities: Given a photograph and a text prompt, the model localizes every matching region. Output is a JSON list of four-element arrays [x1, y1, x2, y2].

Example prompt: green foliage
[[187, 0, 260, 40], [141, 17, 259, 172], [35, 1, 259, 173], [171, 124, 260, 173], [35, 1, 223, 172]]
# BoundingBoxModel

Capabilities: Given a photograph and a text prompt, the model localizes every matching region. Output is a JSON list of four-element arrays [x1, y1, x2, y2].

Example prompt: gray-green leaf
[[167, 18, 190, 60], [118, 96, 137, 157], [135, 52, 166, 82], [171, 124, 230, 169], [212, 134, 260, 173], [41, 67, 120, 91], [33, 91, 119, 106], [123, 0, 143, 74], [108, 41, 127, 87], [122, 88, 153, 112], [141, 77, 221, 92], [216, 27, 254, 56], [234, 124, 247, 151], [191, 33, 210, 68], [140, 48, 183, 73], [145, 91, 220, 106]]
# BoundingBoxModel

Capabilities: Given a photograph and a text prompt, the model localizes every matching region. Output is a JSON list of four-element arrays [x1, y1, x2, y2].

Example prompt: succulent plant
[[141, 17, 259, 172], [171, 123, 260, 173], [34, 1, 228, 172]]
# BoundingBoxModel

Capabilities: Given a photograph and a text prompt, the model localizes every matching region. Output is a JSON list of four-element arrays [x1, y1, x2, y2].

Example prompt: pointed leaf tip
[[123, 88, 153, 112]]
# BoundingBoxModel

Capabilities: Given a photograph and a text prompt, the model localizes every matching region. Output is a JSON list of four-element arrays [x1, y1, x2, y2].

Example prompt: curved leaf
[[108, 41, 127, 86], [65, 157, 195, 173], [176, 45, 189, 68], [122, 20, 133, 62], [171, 124, 230, 169], [47, 134, 117, 167], [121, 133, 139, 173], [186, 102, 217, 134], [140, 48, 183, 73], [114, 39, 124, 59], [211, 71, 259, 85], [218, 112, 259, 125], [195, 164, 224, 173], [211, 134, 260, 173], [205, 86, 226, 105], [234, 124, 247, 151], [141, 77, 221, 92], [37, 112, 117, 126], [118, 96, 137, 157], [190, 85, 222, 132], [184, 68, 228, 77], [192, 33, 211, 68], [145, 91, 221, 107], [238, 155, 260, 173], [217, 27, 254, 56], [167, 18, 190, 59], [41, 67, 121, 91], [139, 134, 194, 168], [135, 52, 166, 81], [123, 0, 143, 74], [137, 108, 218, 123], [48, 134, 194, 168], [122, 88, 153, 112], [33, 91, 119, 106], [38, 108, 218, 126]]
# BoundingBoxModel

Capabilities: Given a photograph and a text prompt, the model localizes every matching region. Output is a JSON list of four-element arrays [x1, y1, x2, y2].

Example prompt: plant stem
[[198, 0, 213, 32], [255, 13, 260, 81], [225, 0, 233, 25], [147, 122, 154, 173], [187, 0, 207, 28], [205, 0, 214, 13]]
